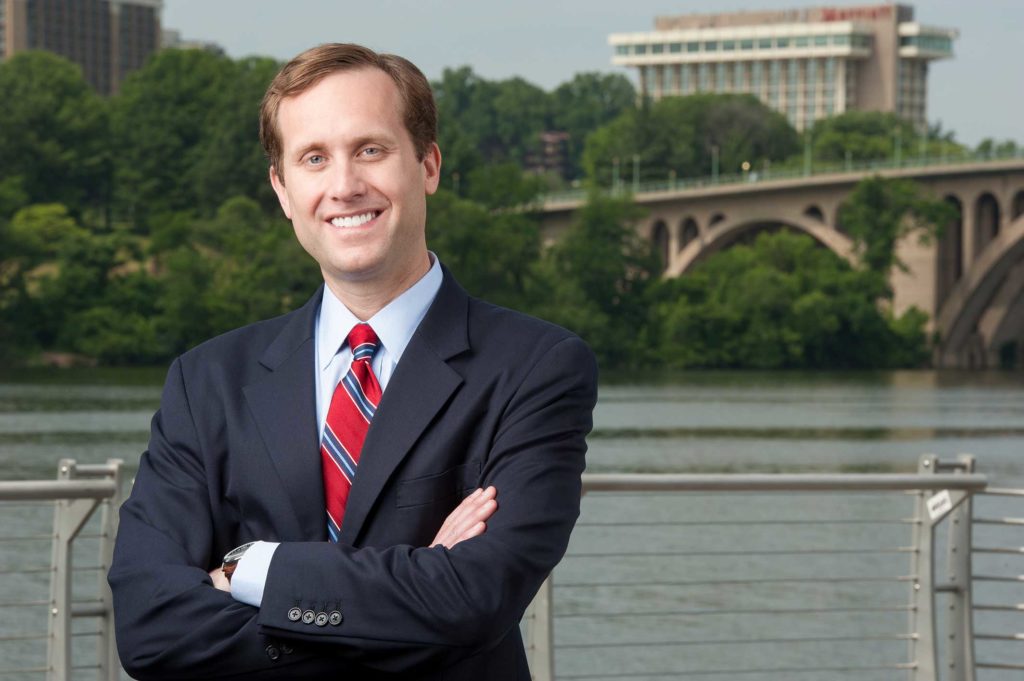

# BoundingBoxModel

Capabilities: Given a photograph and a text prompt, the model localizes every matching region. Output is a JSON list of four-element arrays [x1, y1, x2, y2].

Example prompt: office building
[[2, 0, 162, 94], [609, 4, 956, 131]]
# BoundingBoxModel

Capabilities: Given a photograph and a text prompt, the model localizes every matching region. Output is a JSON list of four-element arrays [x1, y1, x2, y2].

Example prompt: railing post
[[524, 575, 554, 681], [945, 454, 976, 681], [909, 455, 940, 681], [96, 459, 124, 681], [46, 460, 101, 681]]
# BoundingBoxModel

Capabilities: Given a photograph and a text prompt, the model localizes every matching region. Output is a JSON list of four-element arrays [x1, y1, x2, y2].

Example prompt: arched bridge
[[537, 156, 1024, 369]]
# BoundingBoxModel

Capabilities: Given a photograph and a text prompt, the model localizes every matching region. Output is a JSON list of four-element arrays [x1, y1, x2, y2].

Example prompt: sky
[[162, 0, 1022, 147]]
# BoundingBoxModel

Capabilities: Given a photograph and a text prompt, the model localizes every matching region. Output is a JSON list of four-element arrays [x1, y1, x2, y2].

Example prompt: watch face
[[224, 541, 256, 563]]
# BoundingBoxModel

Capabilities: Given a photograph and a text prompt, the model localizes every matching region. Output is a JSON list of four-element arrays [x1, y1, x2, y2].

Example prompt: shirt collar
[[317, 253, 443, 370]]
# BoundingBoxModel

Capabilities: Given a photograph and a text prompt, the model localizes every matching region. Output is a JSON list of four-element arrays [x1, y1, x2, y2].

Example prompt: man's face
[[270, 68, 441, 297]]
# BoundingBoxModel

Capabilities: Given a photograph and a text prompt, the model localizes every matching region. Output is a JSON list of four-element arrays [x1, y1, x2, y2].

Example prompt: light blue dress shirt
[[230, 255, 443, 607]]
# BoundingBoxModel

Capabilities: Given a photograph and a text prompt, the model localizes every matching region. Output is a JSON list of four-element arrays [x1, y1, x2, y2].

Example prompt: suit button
[[301, 610, 315, 625], [287, 607, 302, 622], [280, 643, 294, 655], [265, 645, 280, 661], [314, 611, 328, 626], [329, 611, 343, 626]]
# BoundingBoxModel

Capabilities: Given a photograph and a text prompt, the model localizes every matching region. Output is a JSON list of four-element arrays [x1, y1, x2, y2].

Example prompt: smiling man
[[108, 44, 597, 680]]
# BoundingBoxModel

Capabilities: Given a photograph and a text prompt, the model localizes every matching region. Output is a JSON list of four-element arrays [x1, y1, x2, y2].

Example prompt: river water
[[0, 368, 1022, 678]]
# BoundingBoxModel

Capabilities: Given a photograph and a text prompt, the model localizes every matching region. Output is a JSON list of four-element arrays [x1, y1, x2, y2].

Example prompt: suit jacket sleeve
[[257, 334, 597, 673]]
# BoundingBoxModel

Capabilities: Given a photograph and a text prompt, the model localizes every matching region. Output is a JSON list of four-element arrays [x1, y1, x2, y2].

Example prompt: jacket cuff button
[[287, 607, 302, 622], [328, 611, 343, 626], [314, 612, 328, 626], [301, 610, 315, 624], [265, 645, 280, 661]]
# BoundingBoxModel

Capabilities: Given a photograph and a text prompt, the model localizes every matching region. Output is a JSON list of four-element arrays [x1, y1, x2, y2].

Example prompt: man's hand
[[430, 486, 497, 549], [209, 567, 230, 592]]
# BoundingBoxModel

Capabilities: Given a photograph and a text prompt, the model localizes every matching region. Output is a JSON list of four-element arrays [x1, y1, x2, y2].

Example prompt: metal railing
[[1, 457, 1020, 680], [538, 148, 1024, 207], [0, 459, 124, 681], [524, 454, 1024, 680]]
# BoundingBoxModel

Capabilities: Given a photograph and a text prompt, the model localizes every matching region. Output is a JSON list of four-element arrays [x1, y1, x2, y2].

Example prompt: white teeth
[[330, 212, 376, 228]]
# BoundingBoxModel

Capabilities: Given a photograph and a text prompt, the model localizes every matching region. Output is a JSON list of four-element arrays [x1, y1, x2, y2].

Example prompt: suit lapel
[[243, 287, 325, 541], [339, 271, 470, 545]]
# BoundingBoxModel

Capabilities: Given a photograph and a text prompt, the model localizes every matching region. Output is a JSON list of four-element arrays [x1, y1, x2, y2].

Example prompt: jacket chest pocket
[[396, 462, 482, 508]]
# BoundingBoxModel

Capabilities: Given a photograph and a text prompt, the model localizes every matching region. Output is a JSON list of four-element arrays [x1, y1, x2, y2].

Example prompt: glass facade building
[[609, 3, 956, 131]]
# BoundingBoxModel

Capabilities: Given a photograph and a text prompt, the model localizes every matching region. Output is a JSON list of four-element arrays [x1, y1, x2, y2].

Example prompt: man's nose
[[328, 160, 366, 200]]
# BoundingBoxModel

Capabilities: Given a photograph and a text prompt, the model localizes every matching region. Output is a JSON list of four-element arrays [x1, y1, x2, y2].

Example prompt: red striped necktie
[[321, 323, 382, 542]]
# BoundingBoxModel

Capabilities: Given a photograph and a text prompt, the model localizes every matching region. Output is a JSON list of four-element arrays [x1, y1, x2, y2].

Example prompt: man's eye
[[361, 147, 382, 158], [306, 155, 325, 165]]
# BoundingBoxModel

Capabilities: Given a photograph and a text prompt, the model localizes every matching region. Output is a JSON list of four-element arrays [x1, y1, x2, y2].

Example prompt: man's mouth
[[329, 211, 380, 228]]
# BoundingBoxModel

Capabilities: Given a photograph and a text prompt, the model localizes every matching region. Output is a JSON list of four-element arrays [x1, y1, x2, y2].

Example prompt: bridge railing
[[0, 459, 124, 681], [1, 458, 1020, 680], [539, 148, 1024, 206], [523, 454, 1024, 681]]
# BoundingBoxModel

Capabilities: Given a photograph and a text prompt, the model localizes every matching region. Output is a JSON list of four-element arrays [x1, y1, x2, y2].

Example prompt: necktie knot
[[347, 323, 379, 362]]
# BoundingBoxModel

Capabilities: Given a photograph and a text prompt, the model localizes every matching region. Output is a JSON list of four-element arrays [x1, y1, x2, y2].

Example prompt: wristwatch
[[222, 542, 255, 582]]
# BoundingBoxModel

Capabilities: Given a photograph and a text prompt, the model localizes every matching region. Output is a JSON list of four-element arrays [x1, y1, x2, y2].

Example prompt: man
[[108, 43, 597, 680]]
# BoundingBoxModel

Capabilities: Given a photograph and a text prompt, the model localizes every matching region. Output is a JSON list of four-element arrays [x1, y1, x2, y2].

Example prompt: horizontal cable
[[556, 575, 914, 588], [974, 603, 1024, 612], [974, 574, 1024, 583], [558, 663, 915, 678], [71, 630, 102, 637], [0, 566, 52, 575], [578, 518, 913, 527], [566, 547, 912, 558], [0, 535, 52, 542], [582, 472, 986, 493], [974, 516, 1024, 526], [556, 605, 914, 619], [71, 665, 100, 671], [974, 633, 1024, 641], [0, 600, 48, 608], [0, 668, 48, 676], [980, 488, 1024, 497], [973, 546, 1024, 555], [0, 632, 47, 642], [559, 633, 915, 649], [975, 662, 1024, 670]]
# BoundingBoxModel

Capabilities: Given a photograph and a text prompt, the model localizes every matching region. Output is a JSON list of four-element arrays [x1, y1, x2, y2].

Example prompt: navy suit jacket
[[109, 270, 598, 680]]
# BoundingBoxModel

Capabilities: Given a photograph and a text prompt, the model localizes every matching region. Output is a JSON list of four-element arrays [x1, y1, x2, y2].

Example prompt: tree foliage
[[583, 94, 800, 185], [838, 175, 957, 275]]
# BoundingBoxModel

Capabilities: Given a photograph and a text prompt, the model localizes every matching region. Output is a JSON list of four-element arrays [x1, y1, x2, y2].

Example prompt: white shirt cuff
[[230, 541, 279, 608]]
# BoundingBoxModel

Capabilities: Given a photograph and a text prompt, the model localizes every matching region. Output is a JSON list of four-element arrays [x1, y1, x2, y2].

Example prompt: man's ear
[[422, 143, 442, 196], [269, 166, 292, 219]]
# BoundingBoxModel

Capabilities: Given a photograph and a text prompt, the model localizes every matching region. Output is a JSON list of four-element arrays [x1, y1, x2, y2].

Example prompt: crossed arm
[[208, 486, 499, 591]]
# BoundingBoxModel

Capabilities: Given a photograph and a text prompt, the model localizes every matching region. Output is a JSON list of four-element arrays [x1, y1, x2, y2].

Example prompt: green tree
[[838, 176, 957, 275], [427, 189, 541, 308], [551, 73, 635, 179], [652, 231, 929, 369], [110, 48, 235, 223], [583, 94, 799, 186], [0, 52, 110, 218], [191, 57, 282, 215], [530, 191, 658, 367]]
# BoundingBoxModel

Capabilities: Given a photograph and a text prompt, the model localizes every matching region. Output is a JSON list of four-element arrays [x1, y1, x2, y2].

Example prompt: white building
[[609, 3, 956, 131]]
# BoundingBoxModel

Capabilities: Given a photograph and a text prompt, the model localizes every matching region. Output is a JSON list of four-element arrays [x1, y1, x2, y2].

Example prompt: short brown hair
[[259, 43, 437, 179]]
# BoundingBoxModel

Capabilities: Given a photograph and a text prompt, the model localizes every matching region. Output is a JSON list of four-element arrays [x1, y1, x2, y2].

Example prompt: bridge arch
[[651, 220, 670, 273], [665, 214, 855, 277], [1012, 189, 1024, 221], [935, 195, 964, 313], [804, 204, 826, 223], [973, 192, 1001, 259], [678, 216, 700, 251], [937, 211, 1024, 367]]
